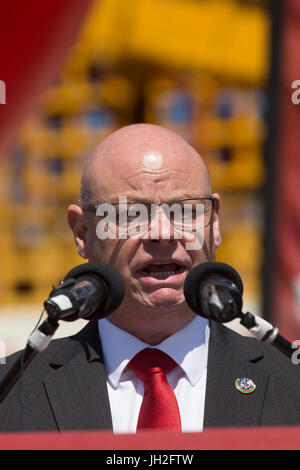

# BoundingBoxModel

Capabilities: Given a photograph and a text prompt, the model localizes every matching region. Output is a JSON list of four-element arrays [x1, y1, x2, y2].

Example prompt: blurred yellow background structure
[[0, 0, 270, 351]]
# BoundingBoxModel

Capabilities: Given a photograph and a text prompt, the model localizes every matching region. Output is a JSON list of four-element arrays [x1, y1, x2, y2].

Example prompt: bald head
[[80, 123, 210, 204]]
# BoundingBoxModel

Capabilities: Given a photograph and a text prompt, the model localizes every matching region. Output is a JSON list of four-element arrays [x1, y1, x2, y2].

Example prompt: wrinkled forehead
[[82, 125, 210, 202]]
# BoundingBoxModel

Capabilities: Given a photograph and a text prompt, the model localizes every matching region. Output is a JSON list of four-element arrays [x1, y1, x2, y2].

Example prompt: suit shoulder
[[212, 321, 300, 379], [0, 334, 80, 381]]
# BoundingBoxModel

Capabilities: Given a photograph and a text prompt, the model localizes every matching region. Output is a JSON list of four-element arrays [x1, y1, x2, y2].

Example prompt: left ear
[[212, 193, 222, 249]]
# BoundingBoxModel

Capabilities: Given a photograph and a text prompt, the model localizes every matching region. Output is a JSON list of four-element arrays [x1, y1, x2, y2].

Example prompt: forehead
[[84, 126, 210, 202]]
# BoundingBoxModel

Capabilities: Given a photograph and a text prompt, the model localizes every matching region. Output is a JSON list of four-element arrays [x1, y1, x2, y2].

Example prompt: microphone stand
[[202, 279, 297, 361], [0, 276, 86, 403], [0, 316, 59, 403], [239, 311, 296, 360]]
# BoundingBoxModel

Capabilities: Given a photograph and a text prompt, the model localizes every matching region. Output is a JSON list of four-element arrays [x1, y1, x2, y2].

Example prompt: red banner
[[0, 0, 93, 154], [0, 427, 300, 450]]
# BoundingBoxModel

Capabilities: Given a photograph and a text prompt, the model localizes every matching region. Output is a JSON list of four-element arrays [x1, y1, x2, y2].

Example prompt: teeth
[[148, 270, 179, 279]]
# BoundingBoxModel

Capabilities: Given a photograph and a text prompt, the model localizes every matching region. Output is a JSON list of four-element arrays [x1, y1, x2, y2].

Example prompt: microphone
[[44, 262, 125, 322], [184, 262, 243, 323], [0, 262, 125, 403], [184, 262, 298, 361]]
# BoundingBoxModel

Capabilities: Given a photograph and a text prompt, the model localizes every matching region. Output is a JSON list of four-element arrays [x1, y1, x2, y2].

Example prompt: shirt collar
[[98, 315, 210, 388]]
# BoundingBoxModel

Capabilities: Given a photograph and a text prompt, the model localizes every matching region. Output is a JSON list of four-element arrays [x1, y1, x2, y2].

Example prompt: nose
[[144, 206, 179, 244]]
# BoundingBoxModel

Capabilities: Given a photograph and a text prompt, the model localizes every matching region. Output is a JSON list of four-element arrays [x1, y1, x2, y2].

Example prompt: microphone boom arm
[[239, 311, 297, 360], [0, 316, 59, 403]]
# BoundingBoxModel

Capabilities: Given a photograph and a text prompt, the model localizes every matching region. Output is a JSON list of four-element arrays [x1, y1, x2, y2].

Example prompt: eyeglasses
[[82, 196, 217, 237]]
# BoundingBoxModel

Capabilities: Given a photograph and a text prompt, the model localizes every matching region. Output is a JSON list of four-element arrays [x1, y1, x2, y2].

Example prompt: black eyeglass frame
[[82, 196, 217, 229]]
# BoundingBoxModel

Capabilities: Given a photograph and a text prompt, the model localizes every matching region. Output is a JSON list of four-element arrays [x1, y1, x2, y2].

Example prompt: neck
[[107, 307, 195, 345]]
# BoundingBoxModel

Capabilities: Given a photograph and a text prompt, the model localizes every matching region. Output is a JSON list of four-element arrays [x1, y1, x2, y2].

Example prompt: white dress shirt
[[98, 315, 210, 434]]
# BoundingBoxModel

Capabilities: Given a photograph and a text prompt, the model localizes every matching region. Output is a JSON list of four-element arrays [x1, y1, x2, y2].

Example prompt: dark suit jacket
[[1, 319, 300, 432]]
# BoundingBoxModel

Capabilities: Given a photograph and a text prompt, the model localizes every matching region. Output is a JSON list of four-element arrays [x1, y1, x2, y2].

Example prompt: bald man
[[1, 123, 300, 434]]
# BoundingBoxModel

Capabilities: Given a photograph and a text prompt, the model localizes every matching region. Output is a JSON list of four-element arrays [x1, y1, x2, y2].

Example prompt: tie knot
[[128, 348, 178, 383]]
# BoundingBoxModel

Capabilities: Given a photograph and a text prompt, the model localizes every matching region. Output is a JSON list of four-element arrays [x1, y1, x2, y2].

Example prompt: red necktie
[[128, 348, 181, 431]]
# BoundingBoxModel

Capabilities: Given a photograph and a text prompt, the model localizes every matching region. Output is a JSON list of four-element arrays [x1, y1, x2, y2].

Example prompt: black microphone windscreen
[[184, 262, 243, 316], [64, 262, 125, 318]]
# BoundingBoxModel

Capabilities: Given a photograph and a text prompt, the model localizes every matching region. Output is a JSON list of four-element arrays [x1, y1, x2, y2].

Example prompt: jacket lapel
[[203, 321, 270, 428], [43, 321, 113, 431]]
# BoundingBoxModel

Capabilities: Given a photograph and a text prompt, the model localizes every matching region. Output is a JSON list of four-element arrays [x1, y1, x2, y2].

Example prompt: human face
[[68, 126, 221, 343]]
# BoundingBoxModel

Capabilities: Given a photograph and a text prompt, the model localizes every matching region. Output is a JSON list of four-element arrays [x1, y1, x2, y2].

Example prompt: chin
[[142, 288, 185, 312]]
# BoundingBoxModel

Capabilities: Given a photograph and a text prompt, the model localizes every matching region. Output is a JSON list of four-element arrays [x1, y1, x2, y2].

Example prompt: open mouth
[[139, 262, 186, 280]]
